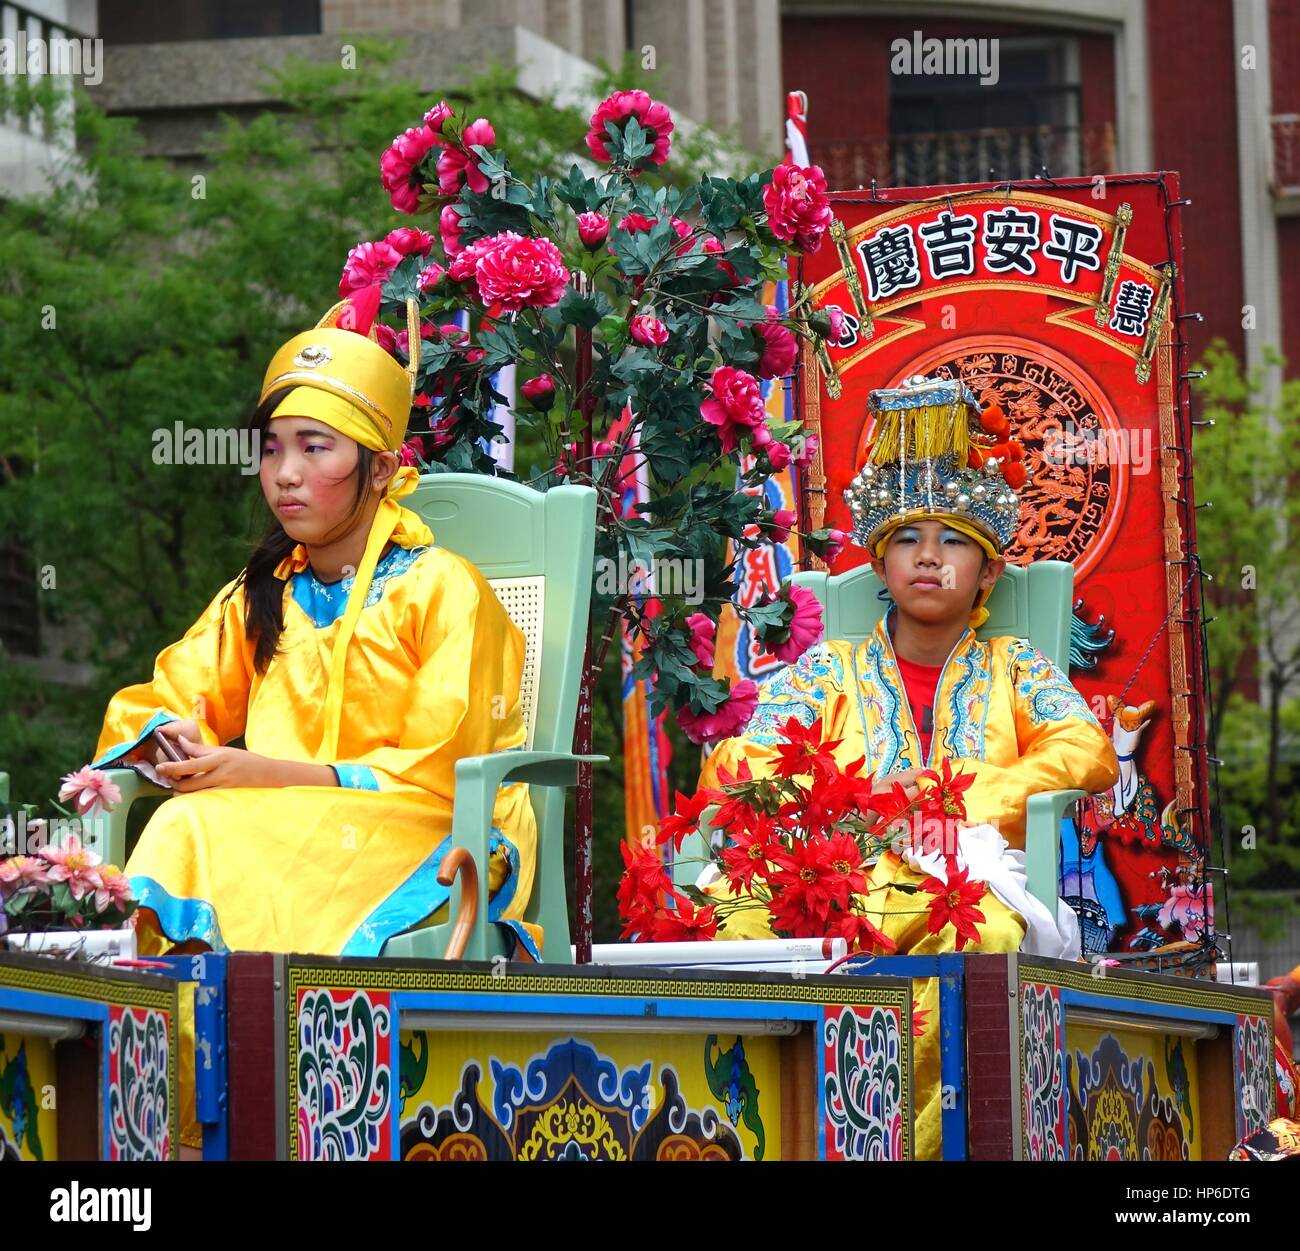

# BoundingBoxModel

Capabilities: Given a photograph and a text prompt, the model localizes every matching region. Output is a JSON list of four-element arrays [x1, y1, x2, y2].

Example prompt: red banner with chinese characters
[[797, 174, 1209, 957]]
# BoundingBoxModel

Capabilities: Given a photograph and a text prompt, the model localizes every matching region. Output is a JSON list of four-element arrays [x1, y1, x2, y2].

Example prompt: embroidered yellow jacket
[[699, 618, 1119, 846]]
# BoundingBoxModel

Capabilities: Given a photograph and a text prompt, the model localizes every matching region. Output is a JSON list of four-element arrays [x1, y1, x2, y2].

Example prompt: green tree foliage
[[1193, 342, 1300, 937]]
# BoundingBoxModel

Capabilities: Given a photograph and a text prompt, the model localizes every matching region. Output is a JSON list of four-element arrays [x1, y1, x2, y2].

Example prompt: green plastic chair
[[78, 474, 604, 963], [675, 560, 1083, 912]]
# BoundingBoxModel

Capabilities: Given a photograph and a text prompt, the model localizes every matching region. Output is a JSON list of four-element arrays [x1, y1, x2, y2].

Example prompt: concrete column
[[544, 0, 584, 56], [581, 0, 626, 68], [632, 0, 708, 122], [736, 0, 783, 158], [705, 0, 740, 135]]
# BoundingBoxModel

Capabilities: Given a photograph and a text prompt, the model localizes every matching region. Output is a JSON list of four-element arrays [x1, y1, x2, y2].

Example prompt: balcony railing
[[0, 1, 85, 144], [810, 122, 1117, 190]]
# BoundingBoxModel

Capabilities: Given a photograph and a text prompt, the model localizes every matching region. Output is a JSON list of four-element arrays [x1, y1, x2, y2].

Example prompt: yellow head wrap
[[261, 298, 434, 760], [873, 515, 1001, 630]]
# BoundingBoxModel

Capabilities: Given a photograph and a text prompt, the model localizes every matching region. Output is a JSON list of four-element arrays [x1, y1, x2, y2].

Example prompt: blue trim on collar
[[91, 711, 179, 769], [291, 544, 432, 629], [130, 875, 228, 953]]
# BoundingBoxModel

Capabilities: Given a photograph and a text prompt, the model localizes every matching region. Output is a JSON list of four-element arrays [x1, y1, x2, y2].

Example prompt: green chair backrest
[[405, 474, 596, 959], [790, 559, 1074, 672]]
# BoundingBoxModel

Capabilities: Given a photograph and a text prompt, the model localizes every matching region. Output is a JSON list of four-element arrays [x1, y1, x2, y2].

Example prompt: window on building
[[889, 36, 1084, 182], [98, 0, 322, 44]]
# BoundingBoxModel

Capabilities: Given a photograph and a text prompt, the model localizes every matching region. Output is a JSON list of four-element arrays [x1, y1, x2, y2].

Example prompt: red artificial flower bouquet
[[617, 716, 990, 955]]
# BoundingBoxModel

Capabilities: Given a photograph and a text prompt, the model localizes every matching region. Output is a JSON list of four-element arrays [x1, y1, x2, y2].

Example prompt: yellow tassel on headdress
[[868, 397, 972, 466]]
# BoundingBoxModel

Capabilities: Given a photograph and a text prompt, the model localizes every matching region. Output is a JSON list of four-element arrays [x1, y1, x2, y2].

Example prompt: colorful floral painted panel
[[107, 1005, 171, 1161], [399, 1032, 775, 1161], [1235, 1013, 1274, 1140], [1065, 1025, 1197, 1160], [1021, 981, 1066, 1160], [297, 987, 393, 1161], [0, 1031, 57, 1161], [822, 1004, 906, 1161]]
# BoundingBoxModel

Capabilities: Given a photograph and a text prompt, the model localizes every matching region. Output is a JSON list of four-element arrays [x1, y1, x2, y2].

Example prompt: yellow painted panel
[[0, 1031, 58, 1161], [397, 1029, 781, 1161], [1064, 1022, 1200, 1160]]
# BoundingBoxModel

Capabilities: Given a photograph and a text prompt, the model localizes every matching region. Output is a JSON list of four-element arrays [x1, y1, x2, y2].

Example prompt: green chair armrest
[[379, 743, 608, 962], [99, 768, 169, 868], [1025, 788, 1086, 912]]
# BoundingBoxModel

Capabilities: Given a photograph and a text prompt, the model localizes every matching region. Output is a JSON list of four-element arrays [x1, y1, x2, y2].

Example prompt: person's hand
[[871, 767, 923, 805], [154, 741, 274, 792], [122, 719, 204, 767]]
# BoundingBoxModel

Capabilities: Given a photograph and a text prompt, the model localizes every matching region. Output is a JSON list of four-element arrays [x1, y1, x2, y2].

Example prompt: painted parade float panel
[[0, 951, 179, 1160], [225, 955, 914, 1161], [958, 955, 1274, 1161]]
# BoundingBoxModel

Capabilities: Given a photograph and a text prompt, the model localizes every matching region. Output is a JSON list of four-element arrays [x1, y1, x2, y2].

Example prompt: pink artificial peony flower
[[766, 507, 798, 545], [617, 212, 660, 235], [764, 440, 792, 471], [794, 431, 820, 468], [522, 374, 557, 409], [769, 583, 824, 664], [700, 365, 767, 454], [448, 235, 495, 283], [423, 100, 453, 132], [465, 348, 486, 365], [374, 323, 399, 355], [398, 439, 423, 467], [338, 239, 404, 297], [755, 307, 798, 379], [380, 124, 442, 215], [0, 855, 52, 897], [440, 203, 465, 256], [685, 612, 716, 670], [1158, 882, 1214, 943], [384, 227, 435, 258], [437, 117, 496, 195], [473, 231, 570, 312], [576, 212, 610, 248], [417, 262, 446, 291], [762, 163, 833, 253], [42, 834, 104, 902], [701, 236, 740, 287], [677, 679, 758, 746], [826, 305, 847, 340], [585, 89, 674, 169], [629, 314, 669, 347], [58, 766, 122, 818], [824, 528, 847, 562], [92, 865, 134, 914]]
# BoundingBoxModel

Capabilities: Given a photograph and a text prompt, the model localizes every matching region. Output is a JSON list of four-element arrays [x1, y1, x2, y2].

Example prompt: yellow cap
[[258, 299, 419, 453]]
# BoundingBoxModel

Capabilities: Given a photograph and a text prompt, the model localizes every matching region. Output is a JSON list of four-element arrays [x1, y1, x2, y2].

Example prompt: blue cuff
[[332, 763, 381, 790], [91, 711, 180, 770]]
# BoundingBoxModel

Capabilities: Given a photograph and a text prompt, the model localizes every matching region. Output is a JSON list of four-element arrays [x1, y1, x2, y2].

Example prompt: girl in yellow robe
[[92, 300, 540, 964], [697, 375, 1119, 1158]]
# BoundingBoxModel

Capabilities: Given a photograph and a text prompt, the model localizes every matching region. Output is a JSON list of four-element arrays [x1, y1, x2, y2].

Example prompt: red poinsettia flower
[[719, 816, 779, 891], [831, 909, 897, 956], [656, 788, 720, 852], [616, 839, 672, 938], [772, 716, 842, 785], [649, 893, 719, 942], [920, 864, 989, 952], [911, 997, 929, 1037], [916, 758, 976, 821], [768, 834, 841, 933]]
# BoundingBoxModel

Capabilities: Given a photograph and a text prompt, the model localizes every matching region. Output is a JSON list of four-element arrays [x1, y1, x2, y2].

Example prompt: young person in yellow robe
[[91, 298, 538, 1150], [697, 374, 1119, 1159]]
